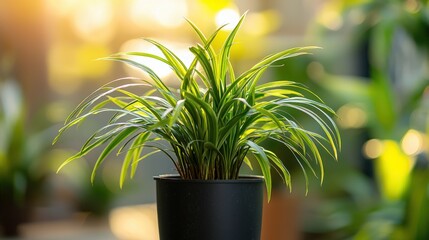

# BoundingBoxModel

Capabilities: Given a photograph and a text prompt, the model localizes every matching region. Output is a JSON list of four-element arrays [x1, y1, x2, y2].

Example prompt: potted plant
[[54, 13, 340, 240]]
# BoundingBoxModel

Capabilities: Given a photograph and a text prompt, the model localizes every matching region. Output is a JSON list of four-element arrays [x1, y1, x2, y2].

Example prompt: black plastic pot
[[154, 175, 264, 240]]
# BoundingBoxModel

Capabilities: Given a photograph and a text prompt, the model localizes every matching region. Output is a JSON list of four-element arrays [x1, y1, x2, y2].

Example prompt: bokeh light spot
[[72, 0, 114, 42], [401, 129, 424, 156], [129, 0, 188, 28], [363, 139, 384, 159], [337, 104, 367, 129], [318, 7, 343, 31], [110, 205, 159, 240], [215, 8, 240, 30]]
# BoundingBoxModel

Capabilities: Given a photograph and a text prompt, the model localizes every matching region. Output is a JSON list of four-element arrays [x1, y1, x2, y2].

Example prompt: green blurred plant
[[310, 0, 429, 239], [54, 13, 340, 199], [0, 80, 52, 236], [401, 155, 429, 239]]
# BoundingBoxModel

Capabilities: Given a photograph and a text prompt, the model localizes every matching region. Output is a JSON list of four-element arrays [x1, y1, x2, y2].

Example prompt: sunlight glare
[[72, 0, 114, 42], [129, 0, 188, 28], [46, 0, 81, 17], [215, 8, 240, 30]]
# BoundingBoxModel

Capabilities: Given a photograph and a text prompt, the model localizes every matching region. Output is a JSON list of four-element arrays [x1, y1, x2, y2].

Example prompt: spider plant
[[53, 13, 340, 198]]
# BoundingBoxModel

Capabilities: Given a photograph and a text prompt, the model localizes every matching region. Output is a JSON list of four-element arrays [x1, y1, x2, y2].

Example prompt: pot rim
[[154, 174, 264, 183]]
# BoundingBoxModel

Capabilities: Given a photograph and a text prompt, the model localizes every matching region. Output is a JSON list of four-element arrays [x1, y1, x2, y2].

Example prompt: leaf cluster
[[54, 13, 340, 197]]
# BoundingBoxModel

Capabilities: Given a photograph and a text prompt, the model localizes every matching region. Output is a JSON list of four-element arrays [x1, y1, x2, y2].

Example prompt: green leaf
[[57, 133, 113, 173], [189, 46, 219, 100], [184, 92, 219, 143], [122, 51, 169, 65], [264, 149, 291, 191], [104, 57, 176, 105], [120, 131, 151, 188], [247, 140, 272, 201], [169, 99, 186, 127], [243, 156, 253, 170], [239, 47, 320, 82], [218, 12, 247, 86], [144, 39, 187, 78], [65, 79, 148, 123], [91, 127, 138, 183]]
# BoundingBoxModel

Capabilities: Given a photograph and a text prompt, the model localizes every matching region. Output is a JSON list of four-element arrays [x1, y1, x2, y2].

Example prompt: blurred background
[[0, 0, 428, 239]]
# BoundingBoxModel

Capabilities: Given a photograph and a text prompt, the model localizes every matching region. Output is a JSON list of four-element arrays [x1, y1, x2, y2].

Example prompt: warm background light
[[128, 0, 188, 28], [215, 8, 240, 30], [71, 0, 114, 42], [401, 129, 424, 156], [337, 104, 367, 129], [109, 204, 159, 240], [363, 139, 383, 159], [317, 4, 343, 30]]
